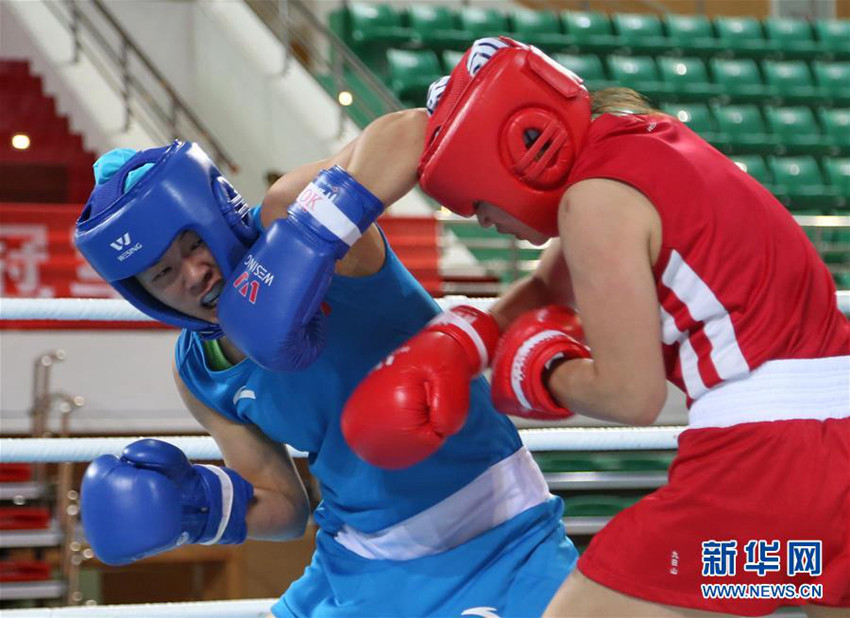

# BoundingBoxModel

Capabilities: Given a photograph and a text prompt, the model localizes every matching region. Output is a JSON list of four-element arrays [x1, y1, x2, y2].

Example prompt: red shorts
[[578, 418, 850, 616]]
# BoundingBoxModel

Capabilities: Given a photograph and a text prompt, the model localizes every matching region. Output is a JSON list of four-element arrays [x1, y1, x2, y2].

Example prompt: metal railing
[[44, 0, 237, 171], [245, 0, 405, 135], [30, 350, 86, 605]]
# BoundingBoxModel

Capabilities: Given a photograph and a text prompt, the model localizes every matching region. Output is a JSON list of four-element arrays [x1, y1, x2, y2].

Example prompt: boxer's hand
[[217, 166, 383, 371], [342, 306, 500, 469], [491, 305, 590, 420], [81, 439, 253, 566]]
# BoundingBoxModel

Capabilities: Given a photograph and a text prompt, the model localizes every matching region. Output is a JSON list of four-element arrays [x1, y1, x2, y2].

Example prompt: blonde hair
[[590, 87, 664, 118]]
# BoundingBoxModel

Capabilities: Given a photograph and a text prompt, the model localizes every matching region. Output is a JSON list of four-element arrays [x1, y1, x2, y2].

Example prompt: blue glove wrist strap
[[193, 465, 254, 545], [289, 166, 383, 259]]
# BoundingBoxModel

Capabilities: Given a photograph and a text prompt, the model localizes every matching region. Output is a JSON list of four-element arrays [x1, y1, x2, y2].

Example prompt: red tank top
[[566, 113, 849, 401]]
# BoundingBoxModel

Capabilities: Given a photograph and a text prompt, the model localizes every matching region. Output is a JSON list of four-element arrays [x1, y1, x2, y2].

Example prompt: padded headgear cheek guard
[[74, 141, 259, 338], [418, 38, 592, 238]]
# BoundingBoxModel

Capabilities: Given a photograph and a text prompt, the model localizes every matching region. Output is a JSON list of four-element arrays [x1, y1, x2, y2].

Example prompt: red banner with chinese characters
[[0, 204, 444, 329], [0, 203, 169, 330]]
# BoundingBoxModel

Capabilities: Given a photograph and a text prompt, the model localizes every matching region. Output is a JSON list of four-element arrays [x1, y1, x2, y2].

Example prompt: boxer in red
[[343, 38, 850, 617]]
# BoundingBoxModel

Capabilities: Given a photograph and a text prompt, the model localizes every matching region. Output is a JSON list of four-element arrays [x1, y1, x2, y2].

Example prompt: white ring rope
[[0, 297, 489, 320], [3, 294, 843, 460], [0, 427, 684, 463], [0, 298, 149, 321], [2, 293, 849, 321], [1, 598, 277, 617]]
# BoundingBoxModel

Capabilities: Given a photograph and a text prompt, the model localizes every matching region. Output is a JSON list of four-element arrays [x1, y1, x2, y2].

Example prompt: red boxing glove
[[491, 305, 591, 421], [342, 306, 500, 469]]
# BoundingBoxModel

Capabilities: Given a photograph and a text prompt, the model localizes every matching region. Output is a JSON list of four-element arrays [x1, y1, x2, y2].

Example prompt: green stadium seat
[[553, 53, 611, 90], [387, 49, 442, 106], [764, 106, 835, 156], [607, 55, 674, 102], [812, 62, 850, 106], [535, 451, 674, 474], [823, 157, 850, 203], [611, 13, 669, 55], [444, 221, 542, 282], [458, 7, 509, 38], [814, 20, 850, 60], [441, 49, 465, 72], [834, 273, 850, 289], [730, 154, 772, 186], [710, 58, 775, 103], [663, 14, 721, 57], [768, 155, 839, 211], [562, 495, 640, 517], [711, 104, 776, 154], [762, 60, 828, 106], [407, 5, 474, 51], [348, 3, 411, 46], [509, 8, 571, 51], [714, 17, 779, 58], [661, 102, 727, 149], [764, 18, 820, 60], [662, 102, 714, 133], [821, 235, 850, 281], [656, 56, 723, 101], [329, 4, 413, 75], [818, 108, 850, 155], [611, 453, 675, 471], [661, 103, 729, 152], [561, 11, 621, 55], [533, 453, 623, 473]]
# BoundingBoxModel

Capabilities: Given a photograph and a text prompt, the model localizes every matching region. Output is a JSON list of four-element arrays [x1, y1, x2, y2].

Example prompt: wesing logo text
[[111, 233, 143, 262], [232, 254, 275, 304]]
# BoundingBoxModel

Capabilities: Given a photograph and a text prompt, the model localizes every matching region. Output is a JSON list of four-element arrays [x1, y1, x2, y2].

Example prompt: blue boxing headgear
[[74, 141, 259, 338]]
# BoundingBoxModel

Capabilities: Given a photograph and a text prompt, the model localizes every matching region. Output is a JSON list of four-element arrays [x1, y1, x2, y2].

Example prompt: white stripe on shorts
[[334, 447, 550, 560]]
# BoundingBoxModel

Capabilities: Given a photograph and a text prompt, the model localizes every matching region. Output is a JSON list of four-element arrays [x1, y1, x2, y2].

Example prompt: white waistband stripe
[[334, 447, 550, 561], [689, 356, 850, 428]]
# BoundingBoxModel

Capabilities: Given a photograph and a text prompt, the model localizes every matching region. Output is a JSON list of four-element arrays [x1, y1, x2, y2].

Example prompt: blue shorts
[[273, 497, 577, 618]]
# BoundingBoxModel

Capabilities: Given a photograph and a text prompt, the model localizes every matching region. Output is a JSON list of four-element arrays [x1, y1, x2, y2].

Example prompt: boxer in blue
[[74, 109, 578, 617]]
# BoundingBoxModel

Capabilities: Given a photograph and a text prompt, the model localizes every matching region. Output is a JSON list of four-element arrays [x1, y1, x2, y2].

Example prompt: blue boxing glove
[[217, 166, 383, 371], [81, 439, 254, 566]]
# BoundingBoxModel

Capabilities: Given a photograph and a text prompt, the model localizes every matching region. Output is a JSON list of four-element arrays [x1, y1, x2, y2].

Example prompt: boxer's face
[[136, 230, 223, 322], [475, 202, 549, 246]]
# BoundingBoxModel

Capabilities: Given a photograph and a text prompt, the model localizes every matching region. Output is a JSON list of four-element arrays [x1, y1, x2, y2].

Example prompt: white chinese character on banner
[[0, 225, 53, 297]]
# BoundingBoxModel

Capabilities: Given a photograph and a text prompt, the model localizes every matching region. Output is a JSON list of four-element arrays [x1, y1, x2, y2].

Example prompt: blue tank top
[[175, 230, 521, 534]]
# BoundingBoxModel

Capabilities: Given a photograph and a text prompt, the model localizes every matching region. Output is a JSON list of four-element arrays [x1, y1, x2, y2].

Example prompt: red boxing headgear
[[418, 38, 591, 238]]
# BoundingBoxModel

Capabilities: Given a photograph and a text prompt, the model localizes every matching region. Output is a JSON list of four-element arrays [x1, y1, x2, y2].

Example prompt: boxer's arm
[[173, 364, 310, 540], [489, 240, 577, 331], [261, 140, 358, 225], [335, 103, 428, 276], [262, 109, 426, 219], [547, 178, 667, 426], [345, 108, 427, 205], [261, 109, 427, 277], [261, 108, 426, 222]]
